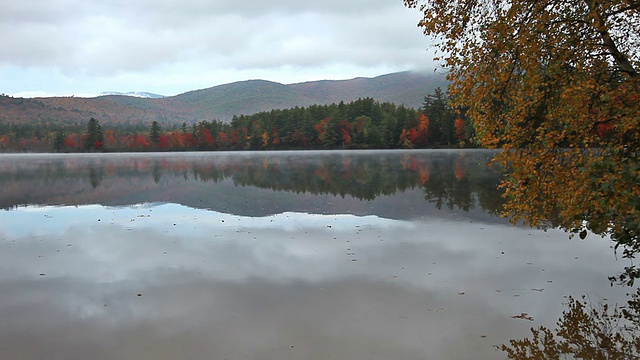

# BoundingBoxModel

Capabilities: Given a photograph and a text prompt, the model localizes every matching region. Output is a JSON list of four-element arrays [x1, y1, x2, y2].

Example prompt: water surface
[[0, 150, 626, 359]]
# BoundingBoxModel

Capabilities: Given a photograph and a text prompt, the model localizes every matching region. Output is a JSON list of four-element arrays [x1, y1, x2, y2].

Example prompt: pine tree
[[84, 118, 103, 151], [150, 121, 161, 145], [52, 131, 65, 152]]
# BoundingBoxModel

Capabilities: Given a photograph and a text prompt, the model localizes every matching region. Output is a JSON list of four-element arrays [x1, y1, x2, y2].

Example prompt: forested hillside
[[0, 71, 446, 127], [0, 90, 472, 152]]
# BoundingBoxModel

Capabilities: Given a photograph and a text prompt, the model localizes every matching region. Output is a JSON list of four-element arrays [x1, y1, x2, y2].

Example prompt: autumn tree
[[0, 134, 10, 151], [337, 119, 352, 146], [398, 129, 413, 148], [315, 117, 339, 147], [406, 1, 640, 356], [408, 112, 431, 147], [405, 0, 639, 276], [290, 128, 310, 148]]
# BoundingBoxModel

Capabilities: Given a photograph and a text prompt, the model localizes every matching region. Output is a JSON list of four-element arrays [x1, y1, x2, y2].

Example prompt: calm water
[[0, 150, 627, 359]]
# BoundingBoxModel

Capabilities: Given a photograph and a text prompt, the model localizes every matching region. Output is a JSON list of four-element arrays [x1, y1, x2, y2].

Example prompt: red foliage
[[197, 129, 214, 147], [271, 128, 280, 145], [64, 134, 80, 150], [231, 130, 240, 146], [405, 113, 430, 147], [104, 129, 117, 146], [419, 169, 430, 184], [454, 118, 466, 141], [338, 120, 352, 146], [596, 122, 614, 139], [291, 128, 310, 147], [184, 133, 197, 147], [157, 135, 169, 150], [0, 135, 9, 149], [129, 134, 149, 149], [314, 117, 331, 144], [217, 131, 229, 147], [314, 167, 331, 183], [454, 159, 465, 180]]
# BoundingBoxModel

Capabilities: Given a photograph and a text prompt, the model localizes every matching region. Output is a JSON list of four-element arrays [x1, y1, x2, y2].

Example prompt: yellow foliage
[[405, 0, 639, 256]]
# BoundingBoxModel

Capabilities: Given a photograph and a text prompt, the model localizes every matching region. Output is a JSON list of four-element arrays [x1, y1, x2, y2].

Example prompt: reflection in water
[[500, 295, 640, 359], [0, 203, 627, 359], [88, 165, 102, 189], [0, 150, 503, 217], [0, 150, 629, 359]]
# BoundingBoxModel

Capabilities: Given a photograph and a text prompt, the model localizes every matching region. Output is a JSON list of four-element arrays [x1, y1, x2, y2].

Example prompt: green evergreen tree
[[84, 118, 103, 151], [423, 87, 455, 145], [52, 131, 65, 152], [150, 120, 161, 145]]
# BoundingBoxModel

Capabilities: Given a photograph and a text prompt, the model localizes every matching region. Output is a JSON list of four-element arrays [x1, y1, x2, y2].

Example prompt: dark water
[[0, 150, 626, 359]]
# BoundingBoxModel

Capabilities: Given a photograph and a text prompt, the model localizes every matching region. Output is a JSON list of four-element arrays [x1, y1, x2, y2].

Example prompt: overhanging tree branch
[[585, 0, 638, 78]]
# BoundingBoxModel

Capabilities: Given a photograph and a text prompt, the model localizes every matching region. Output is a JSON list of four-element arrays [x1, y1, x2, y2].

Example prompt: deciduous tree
[[405, 0, 639, 277]]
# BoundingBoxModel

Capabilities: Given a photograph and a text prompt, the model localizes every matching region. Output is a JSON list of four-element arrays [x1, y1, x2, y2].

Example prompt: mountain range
[[0, 71, 447, 126]]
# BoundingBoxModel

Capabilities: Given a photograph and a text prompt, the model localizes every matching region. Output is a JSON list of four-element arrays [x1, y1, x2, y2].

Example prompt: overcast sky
[[1, 0, 436, 98]]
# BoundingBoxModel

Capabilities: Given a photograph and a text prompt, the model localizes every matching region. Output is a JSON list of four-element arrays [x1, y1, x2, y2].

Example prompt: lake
[[0, 150, 627, 359]]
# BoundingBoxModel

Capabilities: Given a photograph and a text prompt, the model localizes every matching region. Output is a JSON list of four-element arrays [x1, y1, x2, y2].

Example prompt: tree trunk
[[584, 0, 638, 78]]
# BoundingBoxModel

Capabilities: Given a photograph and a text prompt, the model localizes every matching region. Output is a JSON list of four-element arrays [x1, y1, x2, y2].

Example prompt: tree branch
[[584, 0, 638, 78]]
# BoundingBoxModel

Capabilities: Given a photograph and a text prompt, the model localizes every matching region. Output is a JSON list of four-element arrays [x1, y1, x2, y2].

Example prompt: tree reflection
[[500, 295, 640, 359], [88, 165, 103, 189], [497, 148, 640, 359], [3, 151, 637, 357], [0, 151, 504, 217]]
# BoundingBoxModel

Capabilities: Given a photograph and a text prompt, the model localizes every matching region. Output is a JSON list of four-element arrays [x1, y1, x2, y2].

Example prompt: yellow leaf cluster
[[405, 0, 639, 246]]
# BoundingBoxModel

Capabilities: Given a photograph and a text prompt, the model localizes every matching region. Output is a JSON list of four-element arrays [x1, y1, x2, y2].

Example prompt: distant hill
[[99, 91, 165, 99], [0, 71, 447, 126]]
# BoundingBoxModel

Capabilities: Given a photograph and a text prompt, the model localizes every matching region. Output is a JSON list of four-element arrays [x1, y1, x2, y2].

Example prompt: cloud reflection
[[0, 202, 629, 359]]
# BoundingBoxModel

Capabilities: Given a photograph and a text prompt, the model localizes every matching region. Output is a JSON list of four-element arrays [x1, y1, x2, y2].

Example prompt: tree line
[[0, 90, 474, 152]]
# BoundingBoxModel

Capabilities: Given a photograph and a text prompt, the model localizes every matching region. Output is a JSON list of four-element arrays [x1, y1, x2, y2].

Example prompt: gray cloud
[[0, 0, 433, 95], [0, 1, 89, 24]]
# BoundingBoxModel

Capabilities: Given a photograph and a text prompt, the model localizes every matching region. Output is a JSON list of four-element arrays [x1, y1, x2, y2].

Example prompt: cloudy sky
[[1, 0, 436, 98]]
